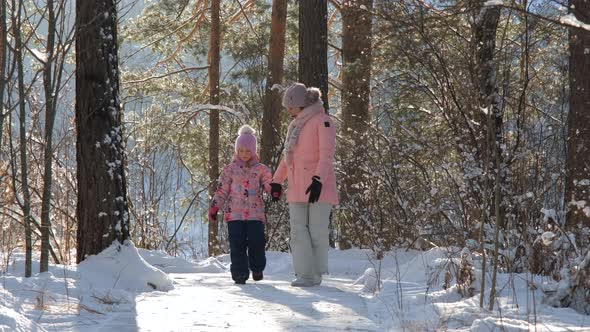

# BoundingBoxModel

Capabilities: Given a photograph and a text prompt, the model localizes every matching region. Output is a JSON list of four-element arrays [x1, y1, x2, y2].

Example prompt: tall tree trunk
[[338, 0, 373, 249], [13, 0, 33, 277], [208, 0, 221, 257], [261, 0, 287, 167], [565, 0, 590, 239], [299, 0, 329, 110], [0, 0, 6, 150], [471, 0, 502, 308], [40, 0, 56, 273], [75, 0, 130, 263]]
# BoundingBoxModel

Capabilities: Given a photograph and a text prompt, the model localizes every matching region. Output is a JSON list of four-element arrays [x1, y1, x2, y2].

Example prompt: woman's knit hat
[[235, 125, 257, 155], [282, 83, 322, 108]]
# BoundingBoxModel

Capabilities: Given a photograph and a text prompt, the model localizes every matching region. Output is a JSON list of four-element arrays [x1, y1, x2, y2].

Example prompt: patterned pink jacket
[[211, 159, 273, 222]]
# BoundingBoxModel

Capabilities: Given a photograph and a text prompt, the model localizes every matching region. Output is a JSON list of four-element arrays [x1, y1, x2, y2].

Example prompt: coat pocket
[[302, 160, 318, 179]]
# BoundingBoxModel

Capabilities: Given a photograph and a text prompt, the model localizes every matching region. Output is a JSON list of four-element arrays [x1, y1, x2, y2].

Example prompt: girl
[[270, 83, 338, 287], [209, 125, 273, 284]]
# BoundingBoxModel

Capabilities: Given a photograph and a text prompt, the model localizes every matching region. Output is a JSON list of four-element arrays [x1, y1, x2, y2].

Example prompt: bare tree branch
[[123, 65, 210, 84]]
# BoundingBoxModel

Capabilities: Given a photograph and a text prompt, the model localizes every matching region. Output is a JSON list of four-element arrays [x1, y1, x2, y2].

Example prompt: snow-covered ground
[[0, 242, 588, 331]]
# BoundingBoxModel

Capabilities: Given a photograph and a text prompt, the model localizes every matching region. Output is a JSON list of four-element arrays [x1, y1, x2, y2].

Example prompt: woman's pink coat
[[273, 103, 339, 205]]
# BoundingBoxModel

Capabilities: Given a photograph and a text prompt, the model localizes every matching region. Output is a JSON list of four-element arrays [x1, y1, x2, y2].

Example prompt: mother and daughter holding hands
[[208, 83, 338, 287]]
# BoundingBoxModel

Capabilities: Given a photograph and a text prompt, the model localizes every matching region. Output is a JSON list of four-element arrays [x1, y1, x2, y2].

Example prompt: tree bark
[[13, 0, 33, 277], [261, 0, 287, 167], [75, 0, 130, 263], [338, 0, 373, 249], [471, 0, 502, 309], [0, 0, 6, 150], [299, 0, 329, 110], [40, 0, 56, 273], [208, 0, 221, 257], [565, 0, 590, 236]]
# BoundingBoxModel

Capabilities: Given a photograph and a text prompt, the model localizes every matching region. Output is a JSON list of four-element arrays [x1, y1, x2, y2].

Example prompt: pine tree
[[75, 0, 130, 263], [565, 0, 590, 240], [339, 0, 373, 249], [208, 0, 221, 257], [261, 0, 287, 167], [299, 0, 329, 110]]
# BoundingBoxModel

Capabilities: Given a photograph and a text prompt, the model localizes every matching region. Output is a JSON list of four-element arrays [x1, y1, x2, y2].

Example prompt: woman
[[270, 83, 338, 287]]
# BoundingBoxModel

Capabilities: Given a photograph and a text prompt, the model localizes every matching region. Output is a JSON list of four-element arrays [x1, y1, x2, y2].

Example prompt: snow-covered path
[[135, 273, 380, 332], [4, 247, 589, 332]]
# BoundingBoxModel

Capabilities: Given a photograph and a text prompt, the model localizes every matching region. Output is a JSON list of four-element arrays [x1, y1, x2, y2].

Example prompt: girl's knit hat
[[235, 125, 257, 155], [282, 83, 322, 108]]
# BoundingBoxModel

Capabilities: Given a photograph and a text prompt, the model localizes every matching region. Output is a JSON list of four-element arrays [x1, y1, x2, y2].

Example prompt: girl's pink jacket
[[211, 160, 273, 222], [273, 109, 339, 205]]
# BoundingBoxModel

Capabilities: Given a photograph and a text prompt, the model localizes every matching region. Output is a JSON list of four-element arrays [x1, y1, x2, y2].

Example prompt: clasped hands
[[209, 177, 321, 222]]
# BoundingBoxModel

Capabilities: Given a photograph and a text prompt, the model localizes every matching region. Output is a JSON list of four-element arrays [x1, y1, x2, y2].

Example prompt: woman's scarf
[[283, 100, 324, 165]]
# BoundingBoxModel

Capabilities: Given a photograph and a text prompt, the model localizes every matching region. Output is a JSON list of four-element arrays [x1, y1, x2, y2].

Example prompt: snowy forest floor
[[0, 244, 588, 331]]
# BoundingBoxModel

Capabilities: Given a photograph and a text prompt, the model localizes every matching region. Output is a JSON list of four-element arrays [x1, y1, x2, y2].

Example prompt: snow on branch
[[29, 48, 48, 64], [560, 14, 590, 32], [178, 104, 241, 116], [484, 0, 503, 6]]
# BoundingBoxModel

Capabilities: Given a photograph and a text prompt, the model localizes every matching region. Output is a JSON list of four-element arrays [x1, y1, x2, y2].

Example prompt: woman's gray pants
[[288, 202, 332, 279]]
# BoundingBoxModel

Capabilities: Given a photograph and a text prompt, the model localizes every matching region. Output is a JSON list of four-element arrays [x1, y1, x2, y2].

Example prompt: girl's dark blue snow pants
[[227, 220, 266, 281]]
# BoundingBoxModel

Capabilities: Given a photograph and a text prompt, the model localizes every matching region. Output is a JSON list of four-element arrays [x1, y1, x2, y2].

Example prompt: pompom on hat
[[282, 83, 322, 108], [235, 125, 257, 156]]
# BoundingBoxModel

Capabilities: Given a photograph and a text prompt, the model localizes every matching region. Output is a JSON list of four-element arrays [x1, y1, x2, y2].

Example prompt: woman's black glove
[[305, 176, 322, 203], [270, 183, 282, 202]]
